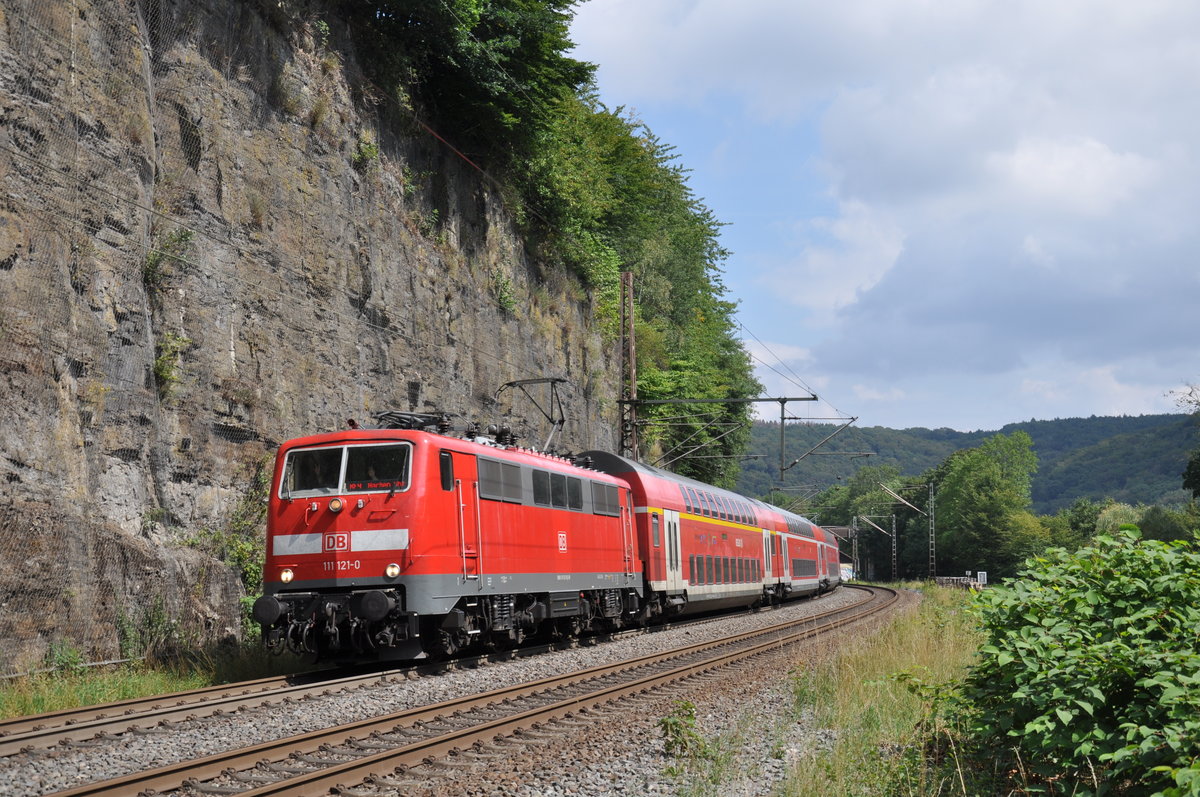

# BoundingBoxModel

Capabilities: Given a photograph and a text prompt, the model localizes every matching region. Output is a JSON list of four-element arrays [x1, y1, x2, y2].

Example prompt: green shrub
[[959, 527, 1200, 794], [143, 227, 195, 286], [152, 331, 191, 397], [352, 129, 379, 172]]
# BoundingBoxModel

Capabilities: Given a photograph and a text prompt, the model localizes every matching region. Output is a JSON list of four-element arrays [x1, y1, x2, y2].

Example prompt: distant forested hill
[[735, 414, 1198, 514]]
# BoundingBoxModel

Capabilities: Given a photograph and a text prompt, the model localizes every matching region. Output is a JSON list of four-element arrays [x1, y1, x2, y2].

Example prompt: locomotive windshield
[[279, 443, 411, 498], [344, 444, 409, 492], [282, 448, 342, 496]]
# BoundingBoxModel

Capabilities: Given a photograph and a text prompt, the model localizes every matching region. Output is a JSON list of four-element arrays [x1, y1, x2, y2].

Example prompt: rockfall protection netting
[[0, 0, 612, 676]]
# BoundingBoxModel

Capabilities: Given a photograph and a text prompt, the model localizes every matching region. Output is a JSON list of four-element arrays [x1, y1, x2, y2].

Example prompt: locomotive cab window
[[344, 444, 411, 493], [280, 447, 343, 497]]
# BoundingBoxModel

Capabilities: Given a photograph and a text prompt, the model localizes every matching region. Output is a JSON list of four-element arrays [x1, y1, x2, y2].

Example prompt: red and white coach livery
[[580, 451, 840, 617]]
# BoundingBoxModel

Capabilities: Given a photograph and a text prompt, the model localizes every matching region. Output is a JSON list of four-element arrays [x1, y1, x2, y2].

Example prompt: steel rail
[[46, 586, 892, 797], [0, 667, 396, 757], [0, 597, 809, 756]]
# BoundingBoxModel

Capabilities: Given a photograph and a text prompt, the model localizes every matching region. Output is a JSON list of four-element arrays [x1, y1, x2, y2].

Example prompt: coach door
[[663, 509, 683, 591], [621, 490, 635, 577], [451, 452, 481, 582], [762, 530, 773, 580]]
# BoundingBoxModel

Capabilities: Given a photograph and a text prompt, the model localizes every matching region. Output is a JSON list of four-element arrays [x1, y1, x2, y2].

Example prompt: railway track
[[23, 585, 895, 797], [0, 598, 797, 758]]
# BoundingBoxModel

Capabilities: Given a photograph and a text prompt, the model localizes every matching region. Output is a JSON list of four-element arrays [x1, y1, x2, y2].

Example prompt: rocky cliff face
[[0, 0, 618, 673]]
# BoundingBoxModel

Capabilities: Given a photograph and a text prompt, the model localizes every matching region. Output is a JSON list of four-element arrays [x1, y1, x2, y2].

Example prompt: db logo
[[324, 533, 349, 552], [557, 532, 568, 552]]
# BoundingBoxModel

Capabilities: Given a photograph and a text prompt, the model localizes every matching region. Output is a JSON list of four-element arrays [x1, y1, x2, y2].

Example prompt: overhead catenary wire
[[736, 318, 852, 422]]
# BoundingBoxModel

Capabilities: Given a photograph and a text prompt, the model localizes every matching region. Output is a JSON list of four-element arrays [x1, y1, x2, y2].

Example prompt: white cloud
[[743, 339, 812, 367], [986, 137, 1158, 217], [763, 201, 904, 317], [572, 1, 1200, 428], [1021, 235, 1057, 270], [852, 384, 906, 403]]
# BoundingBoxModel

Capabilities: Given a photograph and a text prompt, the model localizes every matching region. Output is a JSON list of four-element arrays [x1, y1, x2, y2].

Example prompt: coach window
[[715, 496, 726, 520], [439, 451, 454, 490], [567, 477, 583, 510], [652, 513, 661, 547], [723, 557, 731, 584], [679, 485, 692, 514], [689, 554, 696, 583], [706, 555, 714, 584]]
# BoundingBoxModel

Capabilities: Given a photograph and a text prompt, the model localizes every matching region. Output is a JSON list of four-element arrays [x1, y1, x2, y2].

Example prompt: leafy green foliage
[[958, 528, 1200, 794], [338, 4, 761, 482], [143, 227, 194, 287], [738, 414, 1196, 513], [45, 641, 85, 675], [185, 457, 270, 628], [115, 597, 187, 664], [658, 699, 708, 759], [657, 698, 730, 780], [1184, 448, 1200, 500], [153, 331, 192, 398], [936, 432, 1039, 576], [352, 128, 380, 173], [346, 0, 593, 171]]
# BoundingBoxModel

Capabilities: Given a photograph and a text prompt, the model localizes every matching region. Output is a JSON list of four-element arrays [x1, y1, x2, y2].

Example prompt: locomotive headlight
[[280, 568, 294, 583], [328, 497, 344, 513], [385, 563, 401, 578]]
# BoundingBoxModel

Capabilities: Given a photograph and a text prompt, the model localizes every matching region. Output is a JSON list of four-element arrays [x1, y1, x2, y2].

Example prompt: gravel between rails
[[370, 587, 920, 797], [0, 588, 881, 797]]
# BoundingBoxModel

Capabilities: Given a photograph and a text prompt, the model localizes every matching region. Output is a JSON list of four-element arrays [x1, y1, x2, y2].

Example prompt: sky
[[569, 0, 1200, 431]]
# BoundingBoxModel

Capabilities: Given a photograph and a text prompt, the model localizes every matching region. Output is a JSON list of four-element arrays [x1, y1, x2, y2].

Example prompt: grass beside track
[[662, 584, 981, 796], [777, 583, 982, 796], [0, 643, 307, 720]]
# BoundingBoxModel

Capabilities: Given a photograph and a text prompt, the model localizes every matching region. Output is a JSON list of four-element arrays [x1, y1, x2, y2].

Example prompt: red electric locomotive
[[252, 414, 841, 661], [252, 414, 642, 660]]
